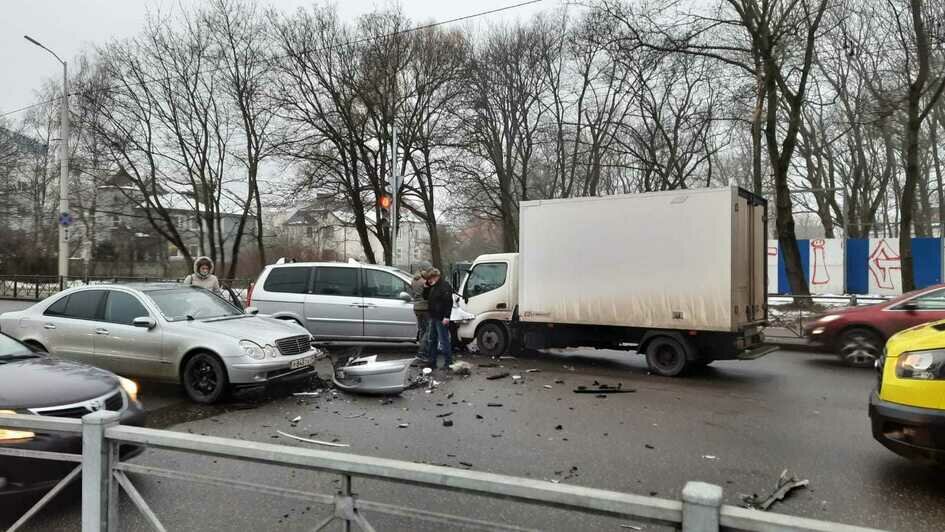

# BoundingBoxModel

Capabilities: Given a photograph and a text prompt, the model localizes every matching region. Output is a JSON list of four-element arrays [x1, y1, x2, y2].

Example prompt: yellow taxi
[[870, 319, 945, 463]]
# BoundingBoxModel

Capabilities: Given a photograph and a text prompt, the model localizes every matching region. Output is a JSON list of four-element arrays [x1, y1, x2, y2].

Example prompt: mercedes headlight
[[0, 410, 34, 441], [263, 345, 277, 359], [118, 376, 139, 402], [240, 340, 266, 361], [896, 349, 945, 380]]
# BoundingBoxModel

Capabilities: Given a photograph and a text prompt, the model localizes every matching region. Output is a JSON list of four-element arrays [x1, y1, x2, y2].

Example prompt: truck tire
[[645, 336, 690, 377], [476, 322, 509, 357]]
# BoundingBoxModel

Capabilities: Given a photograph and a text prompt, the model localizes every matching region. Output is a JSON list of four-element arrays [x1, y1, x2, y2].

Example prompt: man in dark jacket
[[424, 268, 454, 369]]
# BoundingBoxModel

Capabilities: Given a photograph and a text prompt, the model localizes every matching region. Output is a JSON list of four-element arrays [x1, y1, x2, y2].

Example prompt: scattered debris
[[293, 392, 321, 397], [525, 369, 541, 373], [277, 431, 350, 448], [486, 372, 510, 380], [341, 413, 364, 419], [487, 403, 503, 407], [543, 385, 553, 390], [447, 393, 455, 399], [475, 414, 484, 420], [450, 361, 473, 375], [644, 444, 655, 450], [459, 461, 473, 468], [554, 379, 565, 384], [398, 423, 409, 429], [423, 367, 433, 375], [443, 420, 454, 427], [477, 363, 499, 368], [436, 412, 454, 418], [619, 525, 643, 531], [512, 375, 523, 382], [574, 383, 633, 394], [562, 365, 575, 371], [742, 470, 810, 511], [499, 356, 517, 360], [554, 425, 563, 430], [291, 416, 302, 423], [702, 455, 718, 461], [596, 394, 608, 398]]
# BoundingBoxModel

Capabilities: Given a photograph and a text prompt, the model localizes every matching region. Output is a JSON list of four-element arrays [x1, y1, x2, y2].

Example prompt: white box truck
[[455, 187, 773, 376]]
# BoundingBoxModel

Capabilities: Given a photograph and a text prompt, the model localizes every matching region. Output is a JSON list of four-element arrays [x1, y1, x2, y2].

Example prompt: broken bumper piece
[[333, 356, 415, 395]]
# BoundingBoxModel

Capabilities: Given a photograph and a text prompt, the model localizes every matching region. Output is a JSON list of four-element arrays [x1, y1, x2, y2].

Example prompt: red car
[[804, 284, 945, 367]]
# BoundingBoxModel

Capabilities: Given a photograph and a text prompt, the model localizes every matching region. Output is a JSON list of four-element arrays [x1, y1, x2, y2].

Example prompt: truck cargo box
[[518, 187, 766, 332]]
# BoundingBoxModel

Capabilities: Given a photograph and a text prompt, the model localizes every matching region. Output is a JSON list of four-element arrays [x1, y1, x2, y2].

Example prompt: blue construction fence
[[768, 237, 944, 296]]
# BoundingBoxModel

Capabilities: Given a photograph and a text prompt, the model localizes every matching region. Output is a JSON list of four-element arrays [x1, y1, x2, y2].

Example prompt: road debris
[[644, 444, 655, 450], [477, 363, 499, 368], [459, 461, 473, 468], [486, 372, 510, 380], [475, 414, 484, 419], [742, 470, 810, 511], [619, 525, 643, 531], [574, 385, 634, 394], [398, 423, 409, 429], [293, 391, 321, 397], [554, 425, 563, 430], [702, 455, 718, 461], [487, 403, 503, 407], [450, 361, 473, 375], [341, 413, 364, 419], [443, 419, 454, 427], [512, 375, 523, 382], [277, 431, 350, 448], [525, 368, 541, 373], [499, 356, 516, 360], [290, 416, 302, 423], [332, 354, 413, 395], [436, 412, 454, 418], [543, 385, 553, 389]]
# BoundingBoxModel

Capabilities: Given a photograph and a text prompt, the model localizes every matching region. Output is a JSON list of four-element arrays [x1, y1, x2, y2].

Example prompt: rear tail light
[[246, 283, 255, 307]]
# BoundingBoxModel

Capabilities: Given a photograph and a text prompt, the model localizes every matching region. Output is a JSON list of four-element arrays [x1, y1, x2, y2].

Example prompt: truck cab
[[457, 253, 519, 355]]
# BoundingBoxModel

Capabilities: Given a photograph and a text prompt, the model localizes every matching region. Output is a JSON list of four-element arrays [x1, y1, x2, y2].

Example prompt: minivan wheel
[[183, 353, 228, 404], [838, 328, 882, 368], [476, 323, 509, 357], [645, 337, 690, 377]]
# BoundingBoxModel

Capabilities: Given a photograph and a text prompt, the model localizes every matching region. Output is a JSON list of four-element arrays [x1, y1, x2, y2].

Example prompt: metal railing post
[[681, 481, 722, 532], [82, 411, 121, 532], [13, 279, 17, 299]]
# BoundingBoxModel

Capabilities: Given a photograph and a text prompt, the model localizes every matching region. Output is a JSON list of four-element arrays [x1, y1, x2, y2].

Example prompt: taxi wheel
[[838, 328, 882, 368]]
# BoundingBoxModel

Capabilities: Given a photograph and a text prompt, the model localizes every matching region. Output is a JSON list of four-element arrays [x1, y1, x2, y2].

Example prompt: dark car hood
[[0, 356, 119, 410]]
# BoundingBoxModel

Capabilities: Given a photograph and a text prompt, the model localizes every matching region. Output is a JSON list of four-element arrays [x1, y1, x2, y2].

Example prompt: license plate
[[290, 356, 314, 370]]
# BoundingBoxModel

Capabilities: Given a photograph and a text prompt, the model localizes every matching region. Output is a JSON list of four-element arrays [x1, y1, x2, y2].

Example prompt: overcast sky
[[0, 0, 551, 117]]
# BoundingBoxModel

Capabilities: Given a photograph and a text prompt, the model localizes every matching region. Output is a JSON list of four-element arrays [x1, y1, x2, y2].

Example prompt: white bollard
[[682, 481, 723, 532]]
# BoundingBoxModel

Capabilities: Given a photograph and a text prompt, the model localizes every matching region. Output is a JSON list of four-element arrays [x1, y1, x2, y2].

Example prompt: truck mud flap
[[737, 344, 779, 360]]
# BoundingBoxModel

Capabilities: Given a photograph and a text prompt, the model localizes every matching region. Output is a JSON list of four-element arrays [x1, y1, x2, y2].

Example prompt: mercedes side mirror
[[398, 291, 413, 303], [132, 317, 156, 330], [244, 306, 259, 315], [901, 301, 919, 312]]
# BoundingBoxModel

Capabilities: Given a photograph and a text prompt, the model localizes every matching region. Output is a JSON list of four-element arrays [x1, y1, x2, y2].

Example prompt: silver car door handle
[[44, 323, 56, 330], [95, 328, 110, 335]]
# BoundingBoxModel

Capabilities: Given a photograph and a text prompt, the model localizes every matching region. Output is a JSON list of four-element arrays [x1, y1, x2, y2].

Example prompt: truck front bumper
[[869, 391, 945, 462]]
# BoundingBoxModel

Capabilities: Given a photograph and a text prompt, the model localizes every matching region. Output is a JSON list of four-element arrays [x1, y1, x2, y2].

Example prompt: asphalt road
[[2, 297, 942, 531]]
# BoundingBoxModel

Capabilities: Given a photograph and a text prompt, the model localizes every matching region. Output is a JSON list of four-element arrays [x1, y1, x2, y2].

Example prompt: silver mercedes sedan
[[0, 284, 320, 403]]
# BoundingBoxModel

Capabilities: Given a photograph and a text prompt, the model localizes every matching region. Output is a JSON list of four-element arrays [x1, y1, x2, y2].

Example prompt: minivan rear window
[[264, 267, 312, 294]]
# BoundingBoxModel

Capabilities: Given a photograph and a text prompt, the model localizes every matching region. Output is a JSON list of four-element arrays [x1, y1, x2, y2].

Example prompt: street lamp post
[[24, 35, 70, 281]]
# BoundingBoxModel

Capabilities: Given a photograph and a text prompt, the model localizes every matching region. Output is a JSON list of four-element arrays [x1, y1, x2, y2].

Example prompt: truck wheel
[[645, 337, 689, 377], [838, 328, 882, 368], [476, 323, 509, 357]]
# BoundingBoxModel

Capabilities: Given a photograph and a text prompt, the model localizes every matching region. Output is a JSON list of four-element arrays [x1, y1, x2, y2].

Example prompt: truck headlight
[[240, 340, 266, 361], [118, 376, 139, 402], [0, 410, 34, 441], [896, 349, 945, 380]]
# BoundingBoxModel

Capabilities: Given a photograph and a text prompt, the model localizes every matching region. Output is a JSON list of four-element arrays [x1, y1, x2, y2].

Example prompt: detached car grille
[[29, 389, 125, 418], [276, 335, 311, 356]]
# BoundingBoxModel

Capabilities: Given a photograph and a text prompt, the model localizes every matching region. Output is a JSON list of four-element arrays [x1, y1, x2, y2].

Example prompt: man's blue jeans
[[429, 319, 452, 368]]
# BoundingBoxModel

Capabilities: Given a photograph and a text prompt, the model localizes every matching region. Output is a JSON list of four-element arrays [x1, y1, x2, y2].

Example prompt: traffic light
[[378, 193, 393, 211]]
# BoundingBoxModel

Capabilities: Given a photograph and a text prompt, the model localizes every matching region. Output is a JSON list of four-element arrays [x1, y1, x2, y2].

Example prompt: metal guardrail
[[0, 412, 886, 532], [766, 293, 892, 339], [0, 276, 251, 302]]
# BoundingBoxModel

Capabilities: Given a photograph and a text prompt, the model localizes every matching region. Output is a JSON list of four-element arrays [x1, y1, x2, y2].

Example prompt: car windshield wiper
[[0, 353, 41, 363]]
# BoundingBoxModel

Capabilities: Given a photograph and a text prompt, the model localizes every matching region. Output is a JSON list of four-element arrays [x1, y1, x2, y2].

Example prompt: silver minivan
[[248, 262, 418, 342]]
